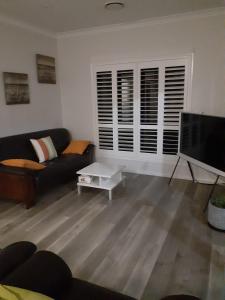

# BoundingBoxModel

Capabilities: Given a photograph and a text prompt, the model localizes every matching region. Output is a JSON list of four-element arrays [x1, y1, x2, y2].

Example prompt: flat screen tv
[[179, 112, 225, 176]]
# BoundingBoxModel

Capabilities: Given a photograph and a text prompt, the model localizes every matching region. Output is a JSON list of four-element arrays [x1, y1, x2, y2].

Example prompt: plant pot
[[208, 201, 225, 231]]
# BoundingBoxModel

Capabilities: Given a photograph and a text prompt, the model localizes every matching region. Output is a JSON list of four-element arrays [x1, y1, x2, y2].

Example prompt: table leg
[[78, 185, 81, 195], [122, 173, 126, 187], [109, 190, 112, 201]]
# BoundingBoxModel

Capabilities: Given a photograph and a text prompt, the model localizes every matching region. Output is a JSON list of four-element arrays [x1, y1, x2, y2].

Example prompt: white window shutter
[[117, 68, 134, 153], [164, 65, 185, 126], [117, 70, 134, 125], [140, 68, 159, 125], [163, 64, 186, 155], [118, 128, 134, 152], [139, 67, 159, 154], [96, 71, 114, 150], [98, 127, 113, 150], [97, 71, 113, 124], [94, 58, 190, 158], [163, 129, 179, 155], [140, 129, 157, 153]]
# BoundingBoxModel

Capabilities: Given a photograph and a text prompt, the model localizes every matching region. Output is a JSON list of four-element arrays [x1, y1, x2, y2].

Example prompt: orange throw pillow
[[1, 159, 46, 170], [63, 140, 90, 155]]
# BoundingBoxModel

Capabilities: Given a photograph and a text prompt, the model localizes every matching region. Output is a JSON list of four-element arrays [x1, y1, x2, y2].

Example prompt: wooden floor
[[0, 174, 225, 300]]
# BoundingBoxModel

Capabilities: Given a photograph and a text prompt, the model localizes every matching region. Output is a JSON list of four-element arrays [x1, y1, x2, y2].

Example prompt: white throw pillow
[[30, 136, 58, 163]]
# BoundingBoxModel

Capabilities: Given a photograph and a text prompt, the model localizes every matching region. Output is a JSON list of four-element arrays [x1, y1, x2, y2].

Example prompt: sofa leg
[[25, 177, 36, 209], [25, 194, 36, 209]]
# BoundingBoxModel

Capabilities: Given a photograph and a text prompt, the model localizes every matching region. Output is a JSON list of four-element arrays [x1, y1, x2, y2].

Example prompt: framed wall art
[[3, 72, 30, 105], [36, 54, 56, 84]]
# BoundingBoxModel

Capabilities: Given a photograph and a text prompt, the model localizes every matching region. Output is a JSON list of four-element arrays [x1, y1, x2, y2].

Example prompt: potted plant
[[208, 194, 225, 231]]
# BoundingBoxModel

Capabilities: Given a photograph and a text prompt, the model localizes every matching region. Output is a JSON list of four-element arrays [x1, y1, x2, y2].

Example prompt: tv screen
[[180, 113, 225, 173]]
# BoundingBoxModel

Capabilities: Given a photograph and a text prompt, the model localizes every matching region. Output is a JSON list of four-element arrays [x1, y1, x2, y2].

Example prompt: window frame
[[92, 55, 193, 161]]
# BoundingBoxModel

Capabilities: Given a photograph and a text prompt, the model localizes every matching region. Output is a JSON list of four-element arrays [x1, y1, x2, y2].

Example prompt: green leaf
[[211, 194, 225, 208]]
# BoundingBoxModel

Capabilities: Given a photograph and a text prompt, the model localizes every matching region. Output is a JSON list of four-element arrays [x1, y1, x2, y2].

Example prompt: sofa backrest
[[0, 128, 71, 161]]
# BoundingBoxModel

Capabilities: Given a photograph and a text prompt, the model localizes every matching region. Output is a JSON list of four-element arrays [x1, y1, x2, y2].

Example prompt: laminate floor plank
[[76, 175, 154, 281], [0, 174, 224, 300]]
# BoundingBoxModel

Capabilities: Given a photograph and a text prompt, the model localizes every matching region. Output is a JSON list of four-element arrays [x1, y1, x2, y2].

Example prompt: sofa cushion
[[0, 241, 37, 281], [30, 136, 58, 163], [1, 159, 46, 170], [63, 140, 90, 155], [0, 244, 135, 300], [36, 154, 90, 193], [1, 251, 72, 300]]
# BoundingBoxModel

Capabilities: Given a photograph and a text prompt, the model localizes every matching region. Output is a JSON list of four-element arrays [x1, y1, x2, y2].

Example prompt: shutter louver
[[97, 71, 113, 124], [99, 127, 113, 150], [140, 68, 159, 125], [163, 130, 179, 155], [118, 128, 133, 152], [117, 70, 134, 125], [164, 66, 185, 126], [140, 129, 157, 153]]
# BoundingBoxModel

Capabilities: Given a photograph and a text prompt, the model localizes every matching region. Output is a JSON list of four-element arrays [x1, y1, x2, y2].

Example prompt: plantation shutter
[[97, 71, 113, 124], [96, 71, 113, 150], [98, 127, 113, 150], [117, 69, 134, 153], [164, 65, 185, 126], [117, 70, 134, 125], [140, 129, 157, 153], [163, 130, 179, 155], [95, 57, 190, 157], [139, 67, 159, 154], [140, 68, 159, 126], [118, 128, 134, 152], [163, 65, 186, 155]]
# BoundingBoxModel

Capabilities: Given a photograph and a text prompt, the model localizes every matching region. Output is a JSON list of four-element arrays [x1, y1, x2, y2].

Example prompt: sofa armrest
[[1, 251, 72, 299], [83, 144, 95, 163], [0, 166, 37, 209], [0, 164, 37, 176], [0, 242, 37, 281]]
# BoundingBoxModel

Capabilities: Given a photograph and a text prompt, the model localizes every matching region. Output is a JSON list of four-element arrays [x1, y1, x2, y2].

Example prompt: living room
[[0, 1, 225, 300]]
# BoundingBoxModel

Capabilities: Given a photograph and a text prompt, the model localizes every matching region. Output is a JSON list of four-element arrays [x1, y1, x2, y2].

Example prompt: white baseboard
[[96, 155, 223, 184]]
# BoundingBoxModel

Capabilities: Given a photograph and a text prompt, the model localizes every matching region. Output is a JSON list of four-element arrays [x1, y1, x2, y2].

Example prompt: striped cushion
[[30, 136, 57, 163]]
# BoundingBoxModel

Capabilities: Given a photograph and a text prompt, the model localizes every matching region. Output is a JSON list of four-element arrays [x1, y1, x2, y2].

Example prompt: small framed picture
[[3, 72, 30, 105], [36, 54, 56, 84]]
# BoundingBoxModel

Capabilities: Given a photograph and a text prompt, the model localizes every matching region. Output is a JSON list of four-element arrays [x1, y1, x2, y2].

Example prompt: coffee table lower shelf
[[77, 175, 124, 201]]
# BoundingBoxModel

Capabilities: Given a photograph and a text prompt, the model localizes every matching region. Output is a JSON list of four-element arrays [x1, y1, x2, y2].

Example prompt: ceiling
[[0, 0, 224, 34]]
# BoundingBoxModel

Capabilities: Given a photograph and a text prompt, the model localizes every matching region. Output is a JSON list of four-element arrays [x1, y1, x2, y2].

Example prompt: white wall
[[58, 12, 225, 180], [0, 22, 62, 137]]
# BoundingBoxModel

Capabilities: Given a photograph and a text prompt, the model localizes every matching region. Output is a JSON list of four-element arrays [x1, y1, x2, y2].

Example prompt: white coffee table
[[76, 162, 124, 200]]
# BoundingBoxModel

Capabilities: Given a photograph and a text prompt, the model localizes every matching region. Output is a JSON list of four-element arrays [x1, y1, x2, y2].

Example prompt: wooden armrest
[[0, 171, 36, 209]]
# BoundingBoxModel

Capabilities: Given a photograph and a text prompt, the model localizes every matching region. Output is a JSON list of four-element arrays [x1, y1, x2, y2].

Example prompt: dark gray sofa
[[0, 242, 135, 300], [0, 128, 94, 208]]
